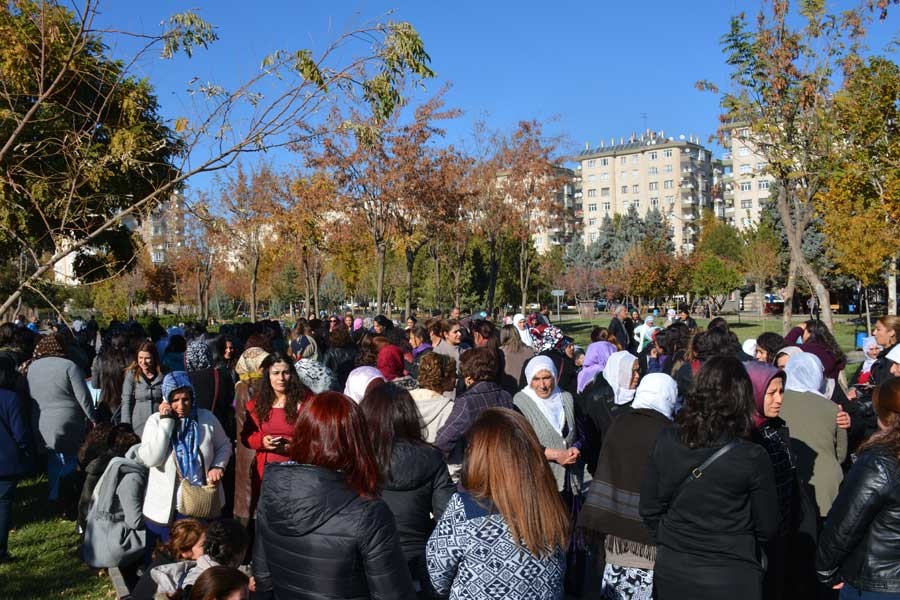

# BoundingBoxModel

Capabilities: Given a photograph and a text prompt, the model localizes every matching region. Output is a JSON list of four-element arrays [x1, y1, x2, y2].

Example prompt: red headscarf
[[376, 344, 405, 381]]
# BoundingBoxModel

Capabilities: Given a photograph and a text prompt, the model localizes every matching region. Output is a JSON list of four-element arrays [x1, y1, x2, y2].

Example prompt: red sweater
[[241, 398, 295, 509]]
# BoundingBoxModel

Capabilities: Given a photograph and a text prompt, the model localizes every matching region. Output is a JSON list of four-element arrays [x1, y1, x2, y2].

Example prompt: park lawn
[[560, 315, 863, 359], [0, 475, 115, 599]]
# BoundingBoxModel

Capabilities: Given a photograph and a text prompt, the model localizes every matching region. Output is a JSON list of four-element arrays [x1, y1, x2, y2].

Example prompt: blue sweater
[[426, 491, 565, 600], [0, 388, 32, 478]]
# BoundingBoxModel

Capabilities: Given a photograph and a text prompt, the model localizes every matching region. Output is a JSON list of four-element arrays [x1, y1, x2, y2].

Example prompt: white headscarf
[[522, 356, 565, 435], [343, 366, 385, 403], [861, 336, 881, 374], [784, 353, 826, 398], [632, 373, 679, 420], [603, 351, 638, 406], [776, 345, 803, 363], [513, 313, 533, 348], [742, 338, 758, 358]]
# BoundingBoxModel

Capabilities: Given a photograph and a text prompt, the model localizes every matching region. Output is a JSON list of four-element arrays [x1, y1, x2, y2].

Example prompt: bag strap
[[211, 368, 220, 413], [671, 439, 740, 503]]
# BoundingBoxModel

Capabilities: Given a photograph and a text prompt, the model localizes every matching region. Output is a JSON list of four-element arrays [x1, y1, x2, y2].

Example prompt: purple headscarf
[[744, 361, 785, 428], [353, 317, 364, 331], [577, 341, 618, 393]]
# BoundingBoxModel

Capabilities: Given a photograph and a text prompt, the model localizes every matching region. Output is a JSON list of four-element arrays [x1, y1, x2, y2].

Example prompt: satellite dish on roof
[[679, 134, 685, 140]]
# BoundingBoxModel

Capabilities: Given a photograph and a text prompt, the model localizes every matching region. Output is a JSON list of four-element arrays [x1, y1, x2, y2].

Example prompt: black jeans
[[0, 476, 18, 558]]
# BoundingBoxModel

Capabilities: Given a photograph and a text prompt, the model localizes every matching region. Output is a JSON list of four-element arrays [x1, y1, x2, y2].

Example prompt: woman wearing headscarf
[[579, 373, 678, 600], [575, 341, 618, 472], [633, 316, 656, 353], [231, 339, 270, 526], [375, 339, 417, 390], [781, 353, 847, 520], [293, 359, 337, 394], [139, 372, 231, 549], [513, 313, 534, 349], [241, 353, 311, 516], [746, 362, 794, 600], [26, 333, 99, 506], [514, 356, 585, 494], [184, 337, 235, 441], [343, 366, 386, 404], [850, 336, 882, 389], [774, 345, 803, 370], [499, 324, 533, 395]]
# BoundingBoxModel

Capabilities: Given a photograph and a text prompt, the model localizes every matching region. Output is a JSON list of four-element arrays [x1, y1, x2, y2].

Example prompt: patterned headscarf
[[184, 338, 214, 372], [294, 359, 337, 394], [537, 326, 565, 353], [235, 347, 270, 382], [33, 333, 68, 360]]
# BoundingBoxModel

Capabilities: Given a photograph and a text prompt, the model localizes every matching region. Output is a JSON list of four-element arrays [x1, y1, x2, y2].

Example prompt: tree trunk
[[312, 256, 321, 316], [865, 286, 873, 336], [486, 235, 499, 314], [375, 239, 387, 316], [888, 256, 898, 316], [430, 243, 441, 310], [519, 238, 530, 313], [405, 246, 415, 321], [782, 259, 798, 335], [250, 253, 260, 322], [302, 251, 311, 318]]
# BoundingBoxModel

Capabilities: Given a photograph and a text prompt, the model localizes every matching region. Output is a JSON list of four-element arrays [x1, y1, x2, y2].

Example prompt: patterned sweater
[[426, 491, 565, 600]]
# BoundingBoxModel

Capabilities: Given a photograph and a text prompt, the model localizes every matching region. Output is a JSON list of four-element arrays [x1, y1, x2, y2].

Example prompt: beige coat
[[780, 390, 847, 517]]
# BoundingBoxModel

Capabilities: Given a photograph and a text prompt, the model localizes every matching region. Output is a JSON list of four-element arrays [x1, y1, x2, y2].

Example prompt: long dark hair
[[359, 383, 426, 478], [128, 340, 162, 379], [804, 320, 846, 365], [678, 356, 754, 448], [253, 352, 309, 425]]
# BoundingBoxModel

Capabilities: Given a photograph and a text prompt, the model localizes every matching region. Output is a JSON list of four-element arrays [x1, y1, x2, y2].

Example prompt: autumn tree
[[692, 255, 743, 315], [699, 0, 893, 332], [741, 222, 781, 316], [0, 0, 434, 315], [817, 56, 900, 315]]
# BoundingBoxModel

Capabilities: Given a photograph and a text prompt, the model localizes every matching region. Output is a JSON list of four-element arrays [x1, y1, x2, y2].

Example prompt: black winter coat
[[816, 445, 900, 593], [381, 441, 455, 560], [576, 374, 629, 475], [253, 462, 415, 600], [640, 428, 779, 600]]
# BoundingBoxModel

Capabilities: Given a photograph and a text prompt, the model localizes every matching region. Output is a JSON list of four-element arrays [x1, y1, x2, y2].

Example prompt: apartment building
[[575, 129, 715, 252], [143, 192, 187, 264], [719, 125, 774, 230], [531, 166, 581, 255]]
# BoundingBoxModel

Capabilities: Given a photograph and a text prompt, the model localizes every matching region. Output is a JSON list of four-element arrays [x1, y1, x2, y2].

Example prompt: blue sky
[[93, 1, 898, 196]]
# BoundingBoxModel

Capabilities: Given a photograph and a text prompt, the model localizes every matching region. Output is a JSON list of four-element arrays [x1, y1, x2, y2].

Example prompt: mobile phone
[[272, 436, 287, 446]]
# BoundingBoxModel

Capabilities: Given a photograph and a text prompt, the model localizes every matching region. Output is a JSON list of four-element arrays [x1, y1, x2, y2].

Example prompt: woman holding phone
[[240, 353, 311, 515]]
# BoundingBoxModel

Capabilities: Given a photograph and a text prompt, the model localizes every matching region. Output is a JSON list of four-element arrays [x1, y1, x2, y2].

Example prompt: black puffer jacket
[[253, 462, 415, 599], [816, 445, 900, 593], [381, 441, 455, 560], [324, 345, 359, 387]]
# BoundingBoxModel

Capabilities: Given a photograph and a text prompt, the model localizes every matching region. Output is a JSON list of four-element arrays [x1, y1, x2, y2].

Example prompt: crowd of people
[[0, 306, 899, 600]]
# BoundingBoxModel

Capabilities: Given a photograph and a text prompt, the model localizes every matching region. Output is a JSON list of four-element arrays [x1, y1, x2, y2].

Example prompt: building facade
[[531, 166, 581, 255], [143, 192, 186, 264], [575, 129, 715, 252], [719, 125, 774, 230]]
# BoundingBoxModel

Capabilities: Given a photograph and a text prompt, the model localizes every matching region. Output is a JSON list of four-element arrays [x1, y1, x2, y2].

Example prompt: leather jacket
[[816, 445, 900, 592]]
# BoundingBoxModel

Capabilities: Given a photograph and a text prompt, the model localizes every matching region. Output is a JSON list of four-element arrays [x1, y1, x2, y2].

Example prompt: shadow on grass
[[0, 476, 113, 599]]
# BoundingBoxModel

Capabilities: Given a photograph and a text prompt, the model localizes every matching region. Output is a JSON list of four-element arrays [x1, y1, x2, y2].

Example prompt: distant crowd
[[0, 307, 899, 600]]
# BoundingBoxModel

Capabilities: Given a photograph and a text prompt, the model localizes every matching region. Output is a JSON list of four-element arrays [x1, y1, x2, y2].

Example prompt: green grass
[[0, 476, 115, 600], [560, 314, 864, 359]]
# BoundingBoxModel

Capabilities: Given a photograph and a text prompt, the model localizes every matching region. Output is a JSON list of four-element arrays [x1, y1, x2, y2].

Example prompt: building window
[[664, 180, 674, 189], [741, 199, 753, 209], [758, 180, 770, 190], [588, 218, 597, 226], [590, 231, 598, 242], [632, 184, 639, 193], [600, 158, 609, 166], [588, 174, 595, 183], [600, 172, 609, 181], [632, 169, 639, 178], [587, 159, 595, 168], [621, 186, 628, 194], [633, 199, 640, 209], [631, 155, 640, 164], [648, 181, 659, 191], [152, 250, 165, 263], [602, 201, 611, 211], [620, 157, 627, 165], [650, 197, 659, 207], [756, 161, 767, 170], [740, 164, 752, 174], [588, 203, 597, 212], [738, 147, 751, 156], [737, 128, 750, 138], [648, 166, 658, 176], [152, 223, 164, 236], [587, 189, 597, 198], [664, 149, 673, 158], [600, 187, 610, 197], [665, 195, 674, 204], [740, 182, 753, 192], [649, 151, 658, 160], [664, 164, 673, 173], [620, 170, 627, 178]]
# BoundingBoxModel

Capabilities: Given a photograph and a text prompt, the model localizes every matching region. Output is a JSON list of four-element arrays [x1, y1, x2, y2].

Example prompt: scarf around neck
[[172, 407, 204, 486]]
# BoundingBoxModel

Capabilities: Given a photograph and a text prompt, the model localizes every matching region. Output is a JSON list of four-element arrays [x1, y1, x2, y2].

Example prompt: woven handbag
[[176, 452, 221, 520]]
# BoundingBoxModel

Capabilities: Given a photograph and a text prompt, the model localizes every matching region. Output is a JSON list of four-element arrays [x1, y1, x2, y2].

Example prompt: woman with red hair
[[252, 391, 414, 599]]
